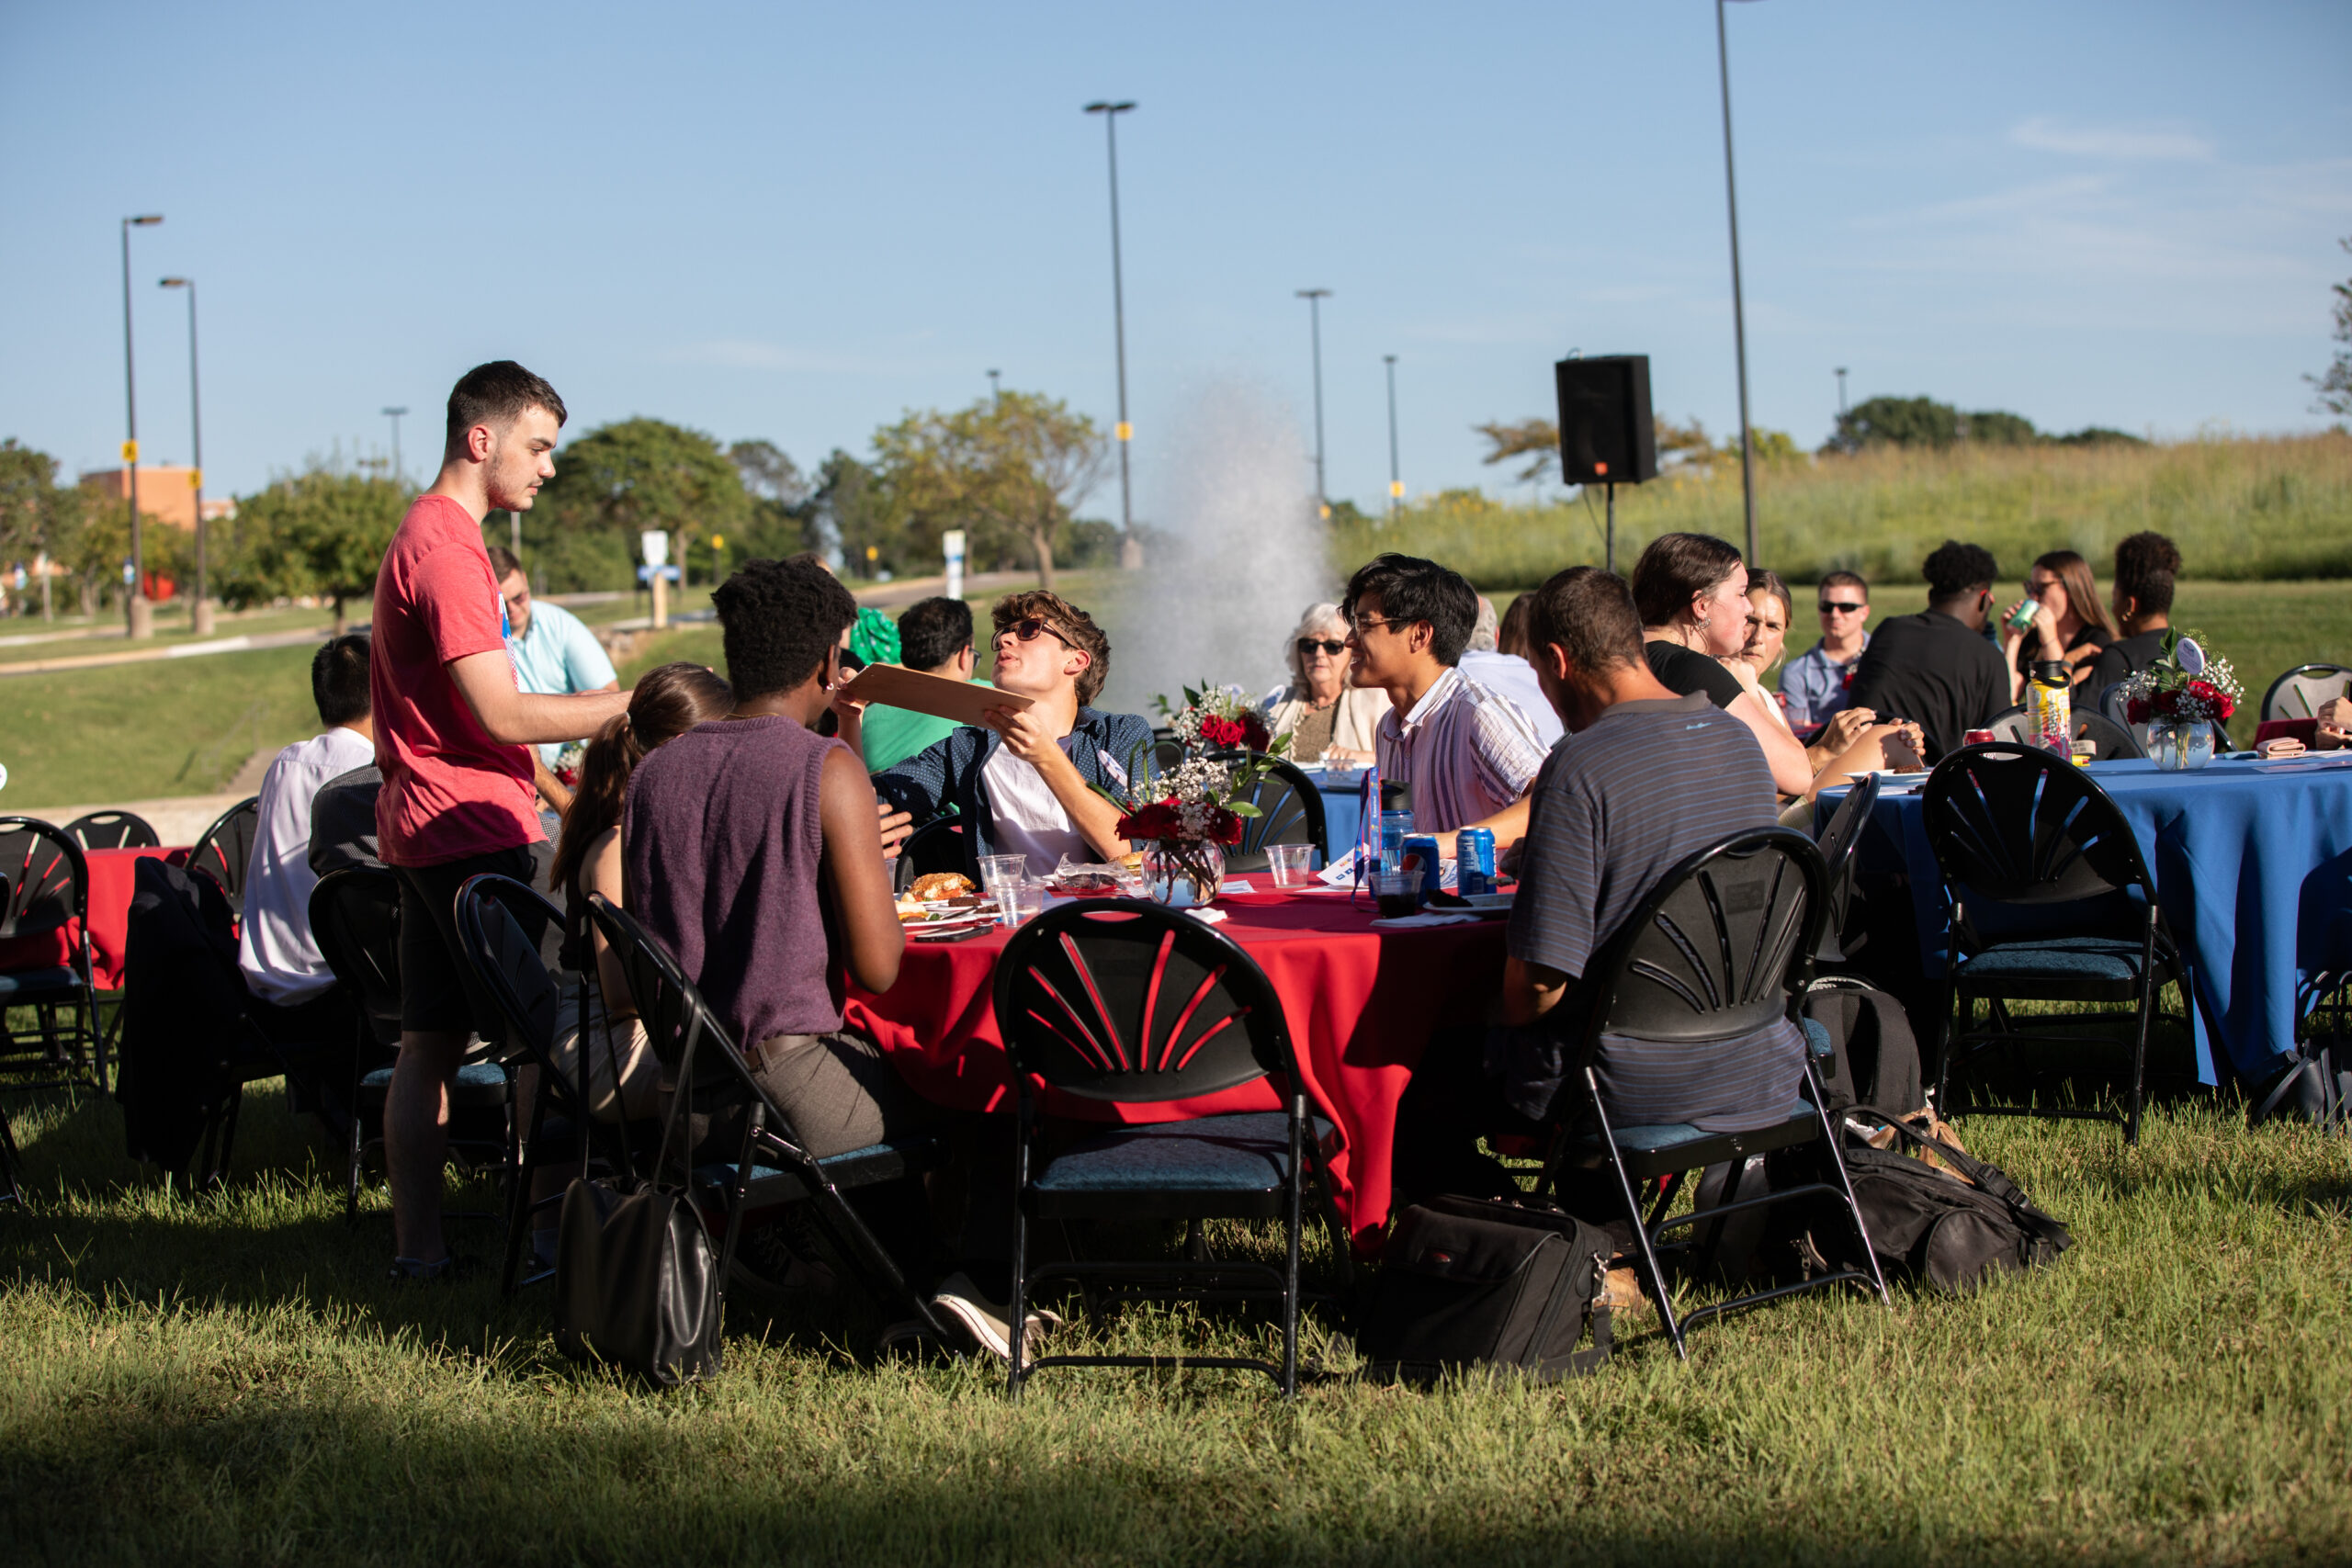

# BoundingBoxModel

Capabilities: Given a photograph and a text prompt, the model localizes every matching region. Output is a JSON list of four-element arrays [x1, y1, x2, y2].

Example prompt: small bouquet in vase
[[1100, 744, 1285, 909], [1158, 682, 1276, 757], [2119, 630, 2240, 770]]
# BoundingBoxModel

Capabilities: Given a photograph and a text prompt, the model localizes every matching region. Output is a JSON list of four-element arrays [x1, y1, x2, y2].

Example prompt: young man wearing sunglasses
[[862, 591, 1151, 879], [1779, 570, 1871, 732]]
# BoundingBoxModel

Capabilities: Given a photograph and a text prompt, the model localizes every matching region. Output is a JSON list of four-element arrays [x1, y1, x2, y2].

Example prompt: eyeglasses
[[998, 616, 1074, 650], [1818, 601, 1865, 615], [1296, 637, 1348, 657], [1349, 616, 1404, 636]]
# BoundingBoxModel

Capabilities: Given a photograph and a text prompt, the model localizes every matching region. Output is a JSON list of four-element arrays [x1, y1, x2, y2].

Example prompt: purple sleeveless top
[[623, 715, 844, 1047]]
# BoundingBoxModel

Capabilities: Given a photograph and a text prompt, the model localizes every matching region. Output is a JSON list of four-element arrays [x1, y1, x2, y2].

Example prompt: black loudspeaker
[[1555, 355, 1657, 487]]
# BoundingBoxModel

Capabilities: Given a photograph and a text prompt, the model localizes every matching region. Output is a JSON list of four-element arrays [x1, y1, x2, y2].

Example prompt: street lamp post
[[158, 276, 212, 637], [1716, 0, 1762, 564], [1835, 367, 1849, 417], [987, 368, 1001, 408], [1083, 100, 1138, 566], [1383, 354, 1402, 520], [119, 214, 163, 637], [383, 406, 409, 486], [1296, 289, 1332, 517]]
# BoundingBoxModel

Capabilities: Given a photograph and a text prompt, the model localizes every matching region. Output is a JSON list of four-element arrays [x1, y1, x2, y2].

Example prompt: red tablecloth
[[0, 845, 183, 992], [846, 878, 1508, 1251]]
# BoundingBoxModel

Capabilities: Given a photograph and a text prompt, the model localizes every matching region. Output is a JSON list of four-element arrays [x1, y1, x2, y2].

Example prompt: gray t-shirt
[[1498, 692, 1804, 1128]]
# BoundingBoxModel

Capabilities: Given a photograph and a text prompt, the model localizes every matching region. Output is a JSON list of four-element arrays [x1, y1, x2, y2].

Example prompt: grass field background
[[1, 1077, 2346, 1564]]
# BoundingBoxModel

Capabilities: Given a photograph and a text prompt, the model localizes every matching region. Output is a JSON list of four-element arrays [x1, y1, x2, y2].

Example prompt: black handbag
[[1356, 1195, 1614, 1383], [553, 1176, 721, 1387]]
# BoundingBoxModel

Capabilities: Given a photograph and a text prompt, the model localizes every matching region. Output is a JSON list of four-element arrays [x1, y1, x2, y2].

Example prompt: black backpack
[[1808, 1109, 2072, 1292], [1356, 1195, 1614, 1382], [1802, 977, 1925, 1114]]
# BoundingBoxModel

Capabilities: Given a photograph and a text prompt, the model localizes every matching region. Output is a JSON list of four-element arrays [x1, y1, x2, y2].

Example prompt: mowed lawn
[[1, 1077, 2347, 1565]]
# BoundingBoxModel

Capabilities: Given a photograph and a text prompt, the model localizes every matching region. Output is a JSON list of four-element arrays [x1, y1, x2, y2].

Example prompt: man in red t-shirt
[[373, 360, 629, 1280]]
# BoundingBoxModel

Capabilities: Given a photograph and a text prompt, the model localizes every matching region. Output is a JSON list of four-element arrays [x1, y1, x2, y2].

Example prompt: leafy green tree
[[221, 468, 405, 633], [810, 449, 899, 575], [1477, 412, 1731, 485], [2052, 425, 2147, 447], [872, 391, 1108, 591], [1962, 409, 2039, 445], [726, 438, 828, 564], [1828, 395, 1963, 452], [526, 418, 752, 592], [2312, 236, 2352, 418]]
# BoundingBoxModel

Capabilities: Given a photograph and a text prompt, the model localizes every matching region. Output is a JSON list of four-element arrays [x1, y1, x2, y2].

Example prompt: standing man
[[488, 544, 618, 818], [372, 361, 629, 1280], [1844, 541, 2010, 762], [1781, 570, 1871, 731], [1343, 554, 1547, 846]]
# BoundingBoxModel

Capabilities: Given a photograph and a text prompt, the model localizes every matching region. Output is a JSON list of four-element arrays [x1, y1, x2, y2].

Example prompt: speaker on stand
[[1554, 355, 1657, 574]]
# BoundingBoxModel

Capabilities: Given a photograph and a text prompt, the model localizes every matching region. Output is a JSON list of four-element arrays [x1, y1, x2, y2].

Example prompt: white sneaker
[[929, 1272, 1055, 1361]]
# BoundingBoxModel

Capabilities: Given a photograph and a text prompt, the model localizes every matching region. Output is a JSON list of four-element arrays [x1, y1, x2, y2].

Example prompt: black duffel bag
[[1356, 1195, 1614, 1383], [1816, 1109, 2073, 1292], [555, 1177, 722, 1388]]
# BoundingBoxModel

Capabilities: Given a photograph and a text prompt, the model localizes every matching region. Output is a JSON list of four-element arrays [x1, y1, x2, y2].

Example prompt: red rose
[[1239, 712, 1272, 751], [2188, 680, 2234, 721], [1205, 807, 1244, 845], [2126, 696, 2152, 726], [1117, 799, 1182, 840], [1199, 715, 1246, 749]]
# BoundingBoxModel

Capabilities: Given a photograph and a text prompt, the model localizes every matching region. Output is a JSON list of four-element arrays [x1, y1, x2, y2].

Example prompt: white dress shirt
[[1374, 666, 1550, 832], [1457, 650, 1566, 749], [238, 725, 377, 1004], [981, 742, 1090, 873]]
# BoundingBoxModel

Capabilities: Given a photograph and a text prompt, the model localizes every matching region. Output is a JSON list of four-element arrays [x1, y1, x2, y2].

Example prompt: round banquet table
[[1821, 754, 2352, 1086], [0, 844, 182, 991], [845, 875, 1508, 1252]]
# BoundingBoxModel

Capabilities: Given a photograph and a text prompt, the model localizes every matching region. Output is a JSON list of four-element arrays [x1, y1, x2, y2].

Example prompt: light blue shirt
[[505, 597, 618, 763], [1779, 636, 1867, 730]]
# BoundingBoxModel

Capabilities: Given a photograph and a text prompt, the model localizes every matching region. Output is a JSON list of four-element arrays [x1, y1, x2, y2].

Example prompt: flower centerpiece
[[1158, 682, 1273, 758], [2119, 630, 2240, 772]]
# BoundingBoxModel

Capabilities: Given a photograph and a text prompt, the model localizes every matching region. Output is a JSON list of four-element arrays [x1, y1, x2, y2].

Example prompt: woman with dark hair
[[546, 661, 734, 1128], [1718, 567, 1924, 796], [2087, 531, 2183, 694], [1632, 534, 1819, 797], [1998, 548, 2116, 701]]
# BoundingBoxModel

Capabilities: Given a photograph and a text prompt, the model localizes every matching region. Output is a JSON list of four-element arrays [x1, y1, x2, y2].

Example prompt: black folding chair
[[1811, 771, 1881, 964], [0, 817, 102, 1090], [992, 899, 1349, 1398], [308, 865, 513, 1222], [2261, 662, 2352, 723], [62, 811, 162, 851], [892, 816, 970, 894], [1921, 742, 2191, 1145], [582, 893, 956, 1349], [1223, 754, 1329, 874], [187, 796, 263, 917], [1984, 705, 2144, 761], [454, 874, 635, 1295], [1537, 827, 1889, 1360], [1151, 736, 1187, 776]]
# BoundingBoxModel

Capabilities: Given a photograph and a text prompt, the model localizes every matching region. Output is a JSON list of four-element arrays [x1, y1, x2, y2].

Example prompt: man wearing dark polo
[[1844, 540, 2011, 761]]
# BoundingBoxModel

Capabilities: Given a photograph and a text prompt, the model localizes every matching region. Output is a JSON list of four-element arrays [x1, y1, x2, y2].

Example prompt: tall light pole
[[383, 406, 409, 485], [1383, 354, 1402, 520], [1716, 0, 1763, 564], [1835, 367, 1849, 416], [158, 277, 212, 637], [1083, 100, 1138, 565], [1296, 288, 1332, 517], [119, 214, 164, 637], [987, 368, 1001, 408]]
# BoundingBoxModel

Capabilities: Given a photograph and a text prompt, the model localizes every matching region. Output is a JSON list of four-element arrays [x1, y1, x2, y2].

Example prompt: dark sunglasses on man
[[999, 616, 1074, 649], [1818, 600, 1866, 615], [1295, 637, 1347, 657]]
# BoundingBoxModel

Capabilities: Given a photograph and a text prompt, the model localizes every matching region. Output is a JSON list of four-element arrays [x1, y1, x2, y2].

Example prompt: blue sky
[[5, 0, 2347, 517]]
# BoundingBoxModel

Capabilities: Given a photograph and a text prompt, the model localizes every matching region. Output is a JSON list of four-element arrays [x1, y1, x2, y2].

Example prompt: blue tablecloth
[[1299, 767, 1371, 869], [1823, 756, 2352, 1085]]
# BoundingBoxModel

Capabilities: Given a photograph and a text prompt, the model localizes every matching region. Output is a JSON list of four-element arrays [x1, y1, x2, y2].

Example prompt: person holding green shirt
[[859, 596, 978, 773]]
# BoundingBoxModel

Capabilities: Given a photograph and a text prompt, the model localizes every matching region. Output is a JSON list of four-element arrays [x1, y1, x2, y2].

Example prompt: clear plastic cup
[[1265, 842, 1315, 886], [976, 853, 1027, 893], [996, 878, 1046, 929]]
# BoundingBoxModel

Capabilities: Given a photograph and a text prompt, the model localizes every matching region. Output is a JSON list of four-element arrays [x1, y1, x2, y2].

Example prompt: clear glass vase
[[2149, 717, 2216, 772], [1142, 839, 1227, 908]]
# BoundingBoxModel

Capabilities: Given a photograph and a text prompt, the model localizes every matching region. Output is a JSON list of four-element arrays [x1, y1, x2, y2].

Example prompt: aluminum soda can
[[1456, 828, 1496, 897], [1399, 835, 1442, 902]]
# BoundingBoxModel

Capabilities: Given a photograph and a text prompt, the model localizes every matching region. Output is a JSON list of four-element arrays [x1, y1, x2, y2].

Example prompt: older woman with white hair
[[1263, 602, 1387, 764]]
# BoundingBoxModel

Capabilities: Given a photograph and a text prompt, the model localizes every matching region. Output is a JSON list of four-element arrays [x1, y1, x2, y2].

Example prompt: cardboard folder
[[841, 665, 1031, 728]]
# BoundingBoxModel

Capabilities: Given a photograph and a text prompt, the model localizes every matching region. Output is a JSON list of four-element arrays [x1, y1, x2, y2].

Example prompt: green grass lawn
[[2, 1077, 2346, 1565]]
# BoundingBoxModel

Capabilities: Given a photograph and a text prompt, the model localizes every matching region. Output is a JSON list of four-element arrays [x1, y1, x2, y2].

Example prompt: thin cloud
[[2010, 117, 2215, 163]]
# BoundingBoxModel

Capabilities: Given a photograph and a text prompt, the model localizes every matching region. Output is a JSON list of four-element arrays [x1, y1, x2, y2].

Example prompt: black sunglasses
[[1296, 637, 1347, 657], [999, 616, 1073, 649], [1818, 601, 1866, 615]]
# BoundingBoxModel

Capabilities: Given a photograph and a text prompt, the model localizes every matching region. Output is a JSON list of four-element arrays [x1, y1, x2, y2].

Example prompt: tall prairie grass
[[1334, 432, 2352, 589]]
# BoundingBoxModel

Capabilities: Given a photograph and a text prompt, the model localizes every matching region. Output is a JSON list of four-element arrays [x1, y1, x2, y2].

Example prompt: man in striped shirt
[[1342, 553, 1549, 844]]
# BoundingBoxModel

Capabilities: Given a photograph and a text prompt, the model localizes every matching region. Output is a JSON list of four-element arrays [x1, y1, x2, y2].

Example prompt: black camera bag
[[1357, 1195, 1613, 1382]]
